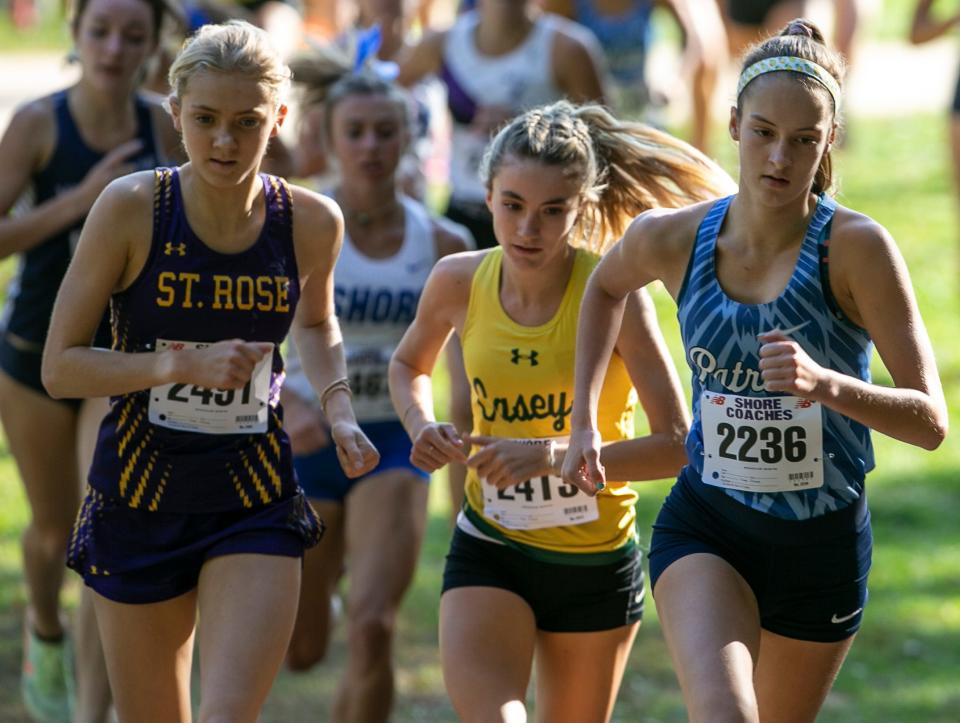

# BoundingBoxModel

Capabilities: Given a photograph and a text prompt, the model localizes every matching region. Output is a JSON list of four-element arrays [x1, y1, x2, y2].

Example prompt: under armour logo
[[164, 242, 186, 256], [510, 348, 538, 366]]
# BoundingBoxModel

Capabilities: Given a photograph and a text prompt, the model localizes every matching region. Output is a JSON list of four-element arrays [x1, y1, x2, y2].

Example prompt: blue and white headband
[[737, 56, 841, 111]]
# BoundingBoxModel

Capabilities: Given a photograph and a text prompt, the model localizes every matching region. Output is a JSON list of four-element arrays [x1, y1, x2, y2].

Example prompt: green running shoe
[[21, 628, 73, 723]]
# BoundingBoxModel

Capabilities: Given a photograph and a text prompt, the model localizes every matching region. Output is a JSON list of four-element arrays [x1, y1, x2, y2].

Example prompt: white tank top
[[284, 196, 437, 422], [442, 11, 562, 204]]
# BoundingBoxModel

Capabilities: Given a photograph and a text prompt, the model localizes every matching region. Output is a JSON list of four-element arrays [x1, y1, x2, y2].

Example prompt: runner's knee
[[347, 606, 395, 667]]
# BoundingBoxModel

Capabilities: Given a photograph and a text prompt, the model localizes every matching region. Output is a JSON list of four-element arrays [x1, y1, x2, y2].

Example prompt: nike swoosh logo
[[831, 608, 863, 624]]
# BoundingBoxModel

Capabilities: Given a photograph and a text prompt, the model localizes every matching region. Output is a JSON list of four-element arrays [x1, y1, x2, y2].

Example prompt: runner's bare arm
[[288, 186, 380, 476], [389, 252, 480, 469], [396, 29, 445, 88], [594, 288, 689, 482], [759, 212, 947, 449], [434, 219, 475, 436], [42, 173, 272, 398], [909, 0, 960, 44], [562, 209, 695, 492], [287, 187, 351, 412]]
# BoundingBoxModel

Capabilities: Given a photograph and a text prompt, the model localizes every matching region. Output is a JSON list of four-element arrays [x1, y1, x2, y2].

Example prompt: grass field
[[1, 2, 959, 719]]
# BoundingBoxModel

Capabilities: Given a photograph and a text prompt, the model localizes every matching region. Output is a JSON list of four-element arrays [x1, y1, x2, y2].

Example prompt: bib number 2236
[[701, 390, 824, 493]]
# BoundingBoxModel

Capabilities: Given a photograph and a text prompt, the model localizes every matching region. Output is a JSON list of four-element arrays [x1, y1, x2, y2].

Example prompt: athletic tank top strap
[[400, 195, 436, 260], [262, 172, 295, 258], [34, 91, 101, 200], [131, 93, 159, 162], [51, 90, 85, 154], [149, 167, 177, 274], [677, 194, 733, 307]]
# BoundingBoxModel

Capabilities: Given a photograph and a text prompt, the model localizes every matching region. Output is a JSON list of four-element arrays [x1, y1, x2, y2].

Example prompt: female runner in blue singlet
[[0, 0, 179, 718], [41, 21, 378, 721], [564, 19, 948, 723]]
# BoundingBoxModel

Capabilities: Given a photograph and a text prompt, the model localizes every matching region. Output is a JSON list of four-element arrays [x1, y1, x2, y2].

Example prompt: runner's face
[[73, 0, 156, 93], [731, 74, 835, 206], [487, 156, 583, 269], [171, 71, 285, 188], [329, 94, 407, 184]]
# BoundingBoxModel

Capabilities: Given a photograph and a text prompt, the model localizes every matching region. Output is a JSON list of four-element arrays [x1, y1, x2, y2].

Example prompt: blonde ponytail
[[573, 105, 736, 252], [482, 101, 735, 254]]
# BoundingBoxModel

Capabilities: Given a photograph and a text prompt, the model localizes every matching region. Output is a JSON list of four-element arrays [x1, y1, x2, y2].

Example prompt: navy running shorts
[[0, 333, 81, 409], [442, 526, 644, 633], [294, 420, 428, 502], [67, 488, 324, 604], [648, 469, 872, 643]]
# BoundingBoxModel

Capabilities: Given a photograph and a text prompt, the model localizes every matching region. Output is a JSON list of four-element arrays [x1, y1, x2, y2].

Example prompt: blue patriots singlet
[[87, 167, 301, 512], [677, 194, 875, 520]]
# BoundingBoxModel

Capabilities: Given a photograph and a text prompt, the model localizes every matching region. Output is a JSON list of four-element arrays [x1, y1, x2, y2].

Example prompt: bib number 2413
[[482, 472, 598, 531]]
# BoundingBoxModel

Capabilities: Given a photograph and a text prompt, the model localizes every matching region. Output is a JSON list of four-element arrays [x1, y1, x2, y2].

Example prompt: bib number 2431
[[148, 339, 273, 434]]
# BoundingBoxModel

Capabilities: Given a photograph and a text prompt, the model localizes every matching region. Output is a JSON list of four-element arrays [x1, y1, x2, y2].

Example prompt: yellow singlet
[[461, 247, 639, 563]]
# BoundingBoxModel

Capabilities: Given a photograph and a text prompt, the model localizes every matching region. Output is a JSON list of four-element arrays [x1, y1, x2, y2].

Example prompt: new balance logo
[[510, 348, 538, 366], [164, 242, 187, 256]]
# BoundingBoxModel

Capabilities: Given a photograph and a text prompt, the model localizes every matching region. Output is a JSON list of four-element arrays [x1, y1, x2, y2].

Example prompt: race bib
[[481, 438, 598, 530], [346, 344, 394, 422], [701, 390, 824, 493], [148, 339, 273, 434]]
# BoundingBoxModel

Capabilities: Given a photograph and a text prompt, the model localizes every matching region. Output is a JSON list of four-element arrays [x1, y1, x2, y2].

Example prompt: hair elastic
[[737, 56, 841, 111]]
